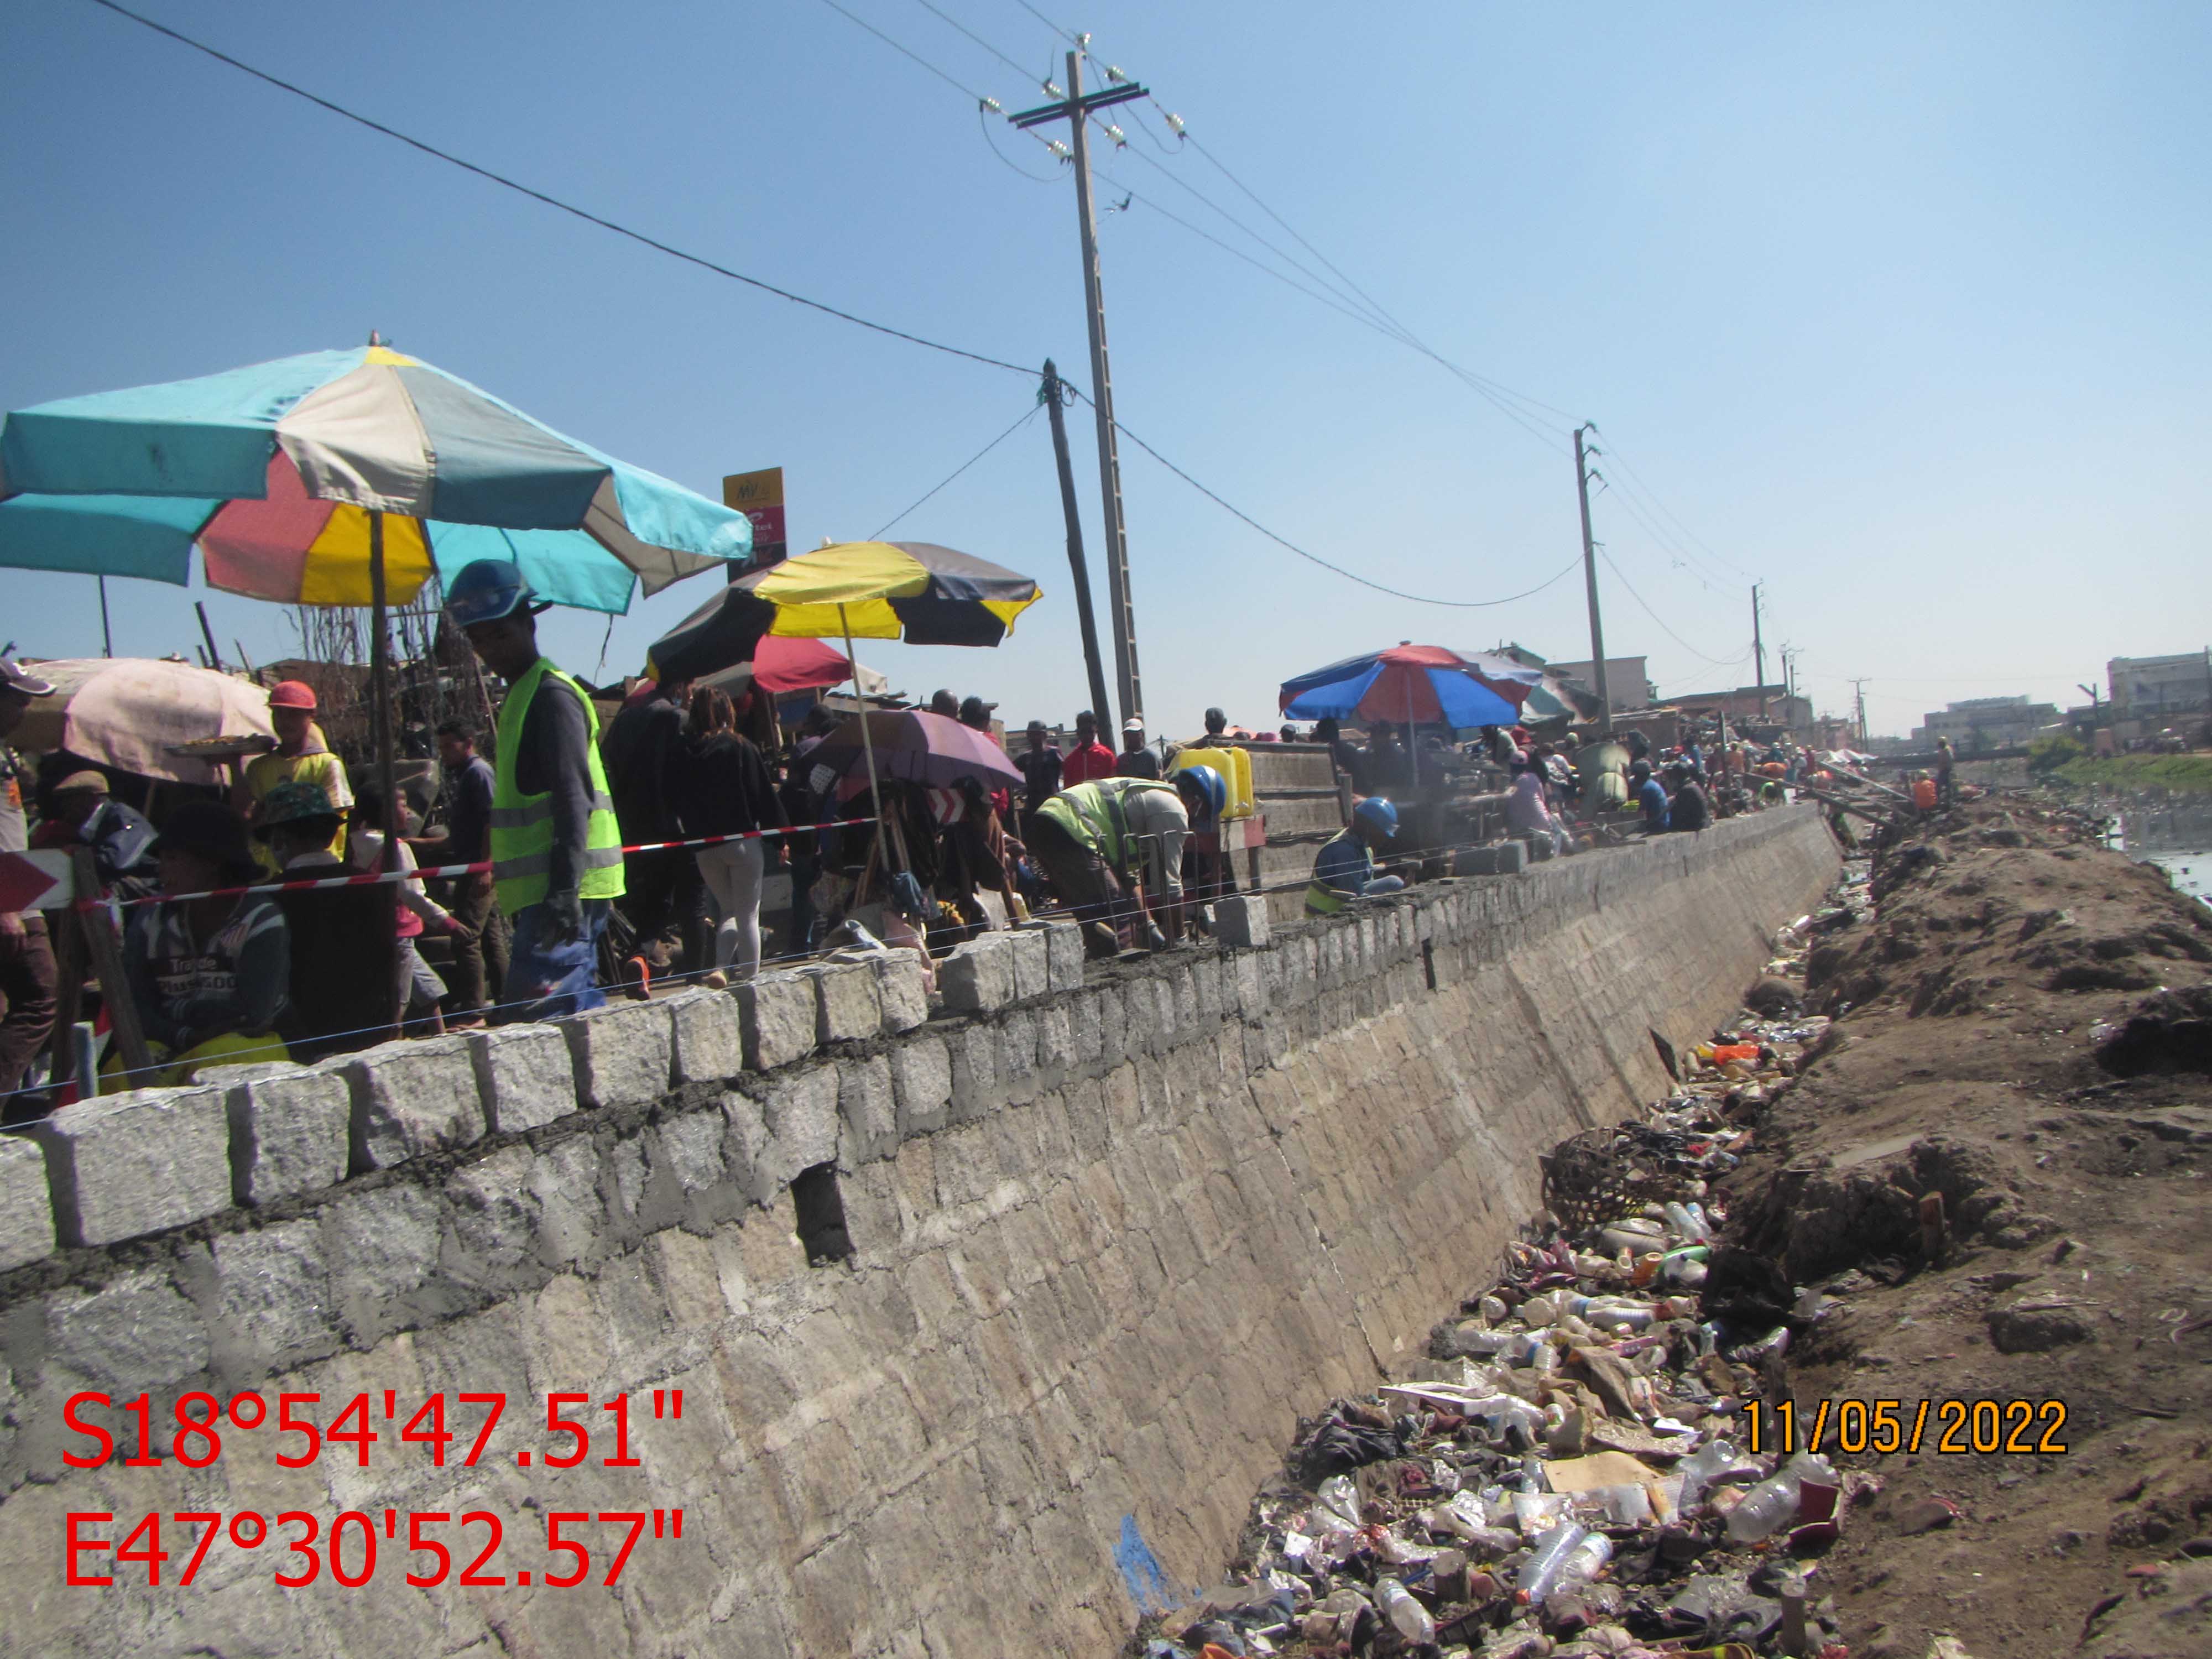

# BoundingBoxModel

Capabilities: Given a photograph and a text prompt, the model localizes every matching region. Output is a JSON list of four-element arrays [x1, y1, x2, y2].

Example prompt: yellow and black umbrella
[[665, 540, 1041, 869]]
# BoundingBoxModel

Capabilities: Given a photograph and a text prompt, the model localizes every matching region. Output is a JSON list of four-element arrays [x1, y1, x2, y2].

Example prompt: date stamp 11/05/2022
[[59, 1387, 692, 1592], [1743, 1396, 2069, 1457]]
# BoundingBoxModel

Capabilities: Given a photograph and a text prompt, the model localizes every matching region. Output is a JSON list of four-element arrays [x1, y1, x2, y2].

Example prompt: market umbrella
[[698, 636, 888, 700], [807, 709, 1025, 791], [0, 344, 750, 1025], [718, 540, 1041, 866], [1281, 645, 1527, 784], [9, 658, 274, 786]]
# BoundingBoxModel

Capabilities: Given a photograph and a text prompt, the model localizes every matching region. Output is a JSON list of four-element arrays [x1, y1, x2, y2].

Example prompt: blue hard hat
[[445, 559, 536, 627], [1353, 796, 1399, 838], [1175, 762, 1227, 826]]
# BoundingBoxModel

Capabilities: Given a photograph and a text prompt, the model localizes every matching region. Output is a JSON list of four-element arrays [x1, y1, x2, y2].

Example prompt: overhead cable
[[871, 405, 1040, 536], [1598, 548, 1754, 669], [1071, 389, 1582, 609], [84, 0, 1039, 379]]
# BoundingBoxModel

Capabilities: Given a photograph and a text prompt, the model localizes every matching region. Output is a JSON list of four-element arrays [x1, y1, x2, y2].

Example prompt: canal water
[[2137, 849, 2212, 909]]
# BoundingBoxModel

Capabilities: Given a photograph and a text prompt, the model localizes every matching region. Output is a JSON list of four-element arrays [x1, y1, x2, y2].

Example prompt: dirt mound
[[1723, 798, 2212, 1657]]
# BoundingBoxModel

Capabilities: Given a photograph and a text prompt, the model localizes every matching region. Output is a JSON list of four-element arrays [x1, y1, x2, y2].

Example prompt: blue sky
[[4, 0, 2207, 738]]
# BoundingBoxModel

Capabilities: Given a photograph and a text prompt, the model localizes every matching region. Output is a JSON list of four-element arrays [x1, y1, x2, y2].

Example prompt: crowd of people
[[0, 565, 1830, 1120]]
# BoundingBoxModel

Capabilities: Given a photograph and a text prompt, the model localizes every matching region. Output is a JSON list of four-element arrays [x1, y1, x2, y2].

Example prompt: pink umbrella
[[9, 658, 274, 784]]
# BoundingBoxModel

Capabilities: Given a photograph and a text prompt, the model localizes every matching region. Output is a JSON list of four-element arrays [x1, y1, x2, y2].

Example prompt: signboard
[[0, 849, 74, 912], [723, 466, 786, 575]]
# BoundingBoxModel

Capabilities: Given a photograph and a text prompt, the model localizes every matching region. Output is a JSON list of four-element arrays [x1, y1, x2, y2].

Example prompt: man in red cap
[[236, 679, 352, 873]]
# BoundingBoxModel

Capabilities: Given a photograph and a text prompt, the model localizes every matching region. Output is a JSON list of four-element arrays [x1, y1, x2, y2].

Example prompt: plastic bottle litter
[[1378, 1576, 1437, 1644], [1515, 1520, 1589, 1601], [1724, 1452, 1837, 1543], [1546, 1530, 1614, 1604], [1149, 904, 1866, 1657]]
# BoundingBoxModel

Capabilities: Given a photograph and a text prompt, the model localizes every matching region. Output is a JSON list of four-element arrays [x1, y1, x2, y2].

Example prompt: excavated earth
[[1726, 798, 2212, 1658]]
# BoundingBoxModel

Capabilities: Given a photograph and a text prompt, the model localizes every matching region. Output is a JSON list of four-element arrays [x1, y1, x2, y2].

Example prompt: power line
[[870, 404, 1040, 536], [1586, 425, 1761, 584], [82, 0, 1042, 381], [813, 0, 999, 105], [1005, 0, 1081, 46], [1072, 387, 1582, 609], [979, 107, 1063, 181], [907, 0, 1044, 84], [1597, 547, 1754, 669]]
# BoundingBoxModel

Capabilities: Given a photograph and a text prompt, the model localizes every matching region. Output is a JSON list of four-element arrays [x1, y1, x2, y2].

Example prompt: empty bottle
[[1725, 1453, 1835, 1543], [1376, 1577, 1436, 1644], [1545, 1530, 1615, 1605], [1515, 1520, 1589, 1602]]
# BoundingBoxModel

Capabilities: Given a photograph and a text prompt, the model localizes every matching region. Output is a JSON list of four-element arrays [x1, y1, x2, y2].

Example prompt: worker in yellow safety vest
[[1306, 796, 1405, 915], [1030, 768, 1223, 958], [447, 559, 624, 1022]]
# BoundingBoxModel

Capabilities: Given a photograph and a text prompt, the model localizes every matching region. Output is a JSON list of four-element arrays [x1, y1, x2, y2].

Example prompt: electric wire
[[1597, 547, 1754, 669], [813, 0, 998, 104], [1586, 424, 1761, 585], [1069, 387, 1583, 610], [907, 0, 1042, 82], [82, 0, 1041, 380], [1005, 0, 1081, 46], [980, 107, 1063, 181], [870, 404, 1040, 536]]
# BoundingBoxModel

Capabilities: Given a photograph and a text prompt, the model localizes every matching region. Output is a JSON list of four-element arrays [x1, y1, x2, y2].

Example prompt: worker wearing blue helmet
[[445, 559, 625, 1021], [1306, 795, 1406, 916]]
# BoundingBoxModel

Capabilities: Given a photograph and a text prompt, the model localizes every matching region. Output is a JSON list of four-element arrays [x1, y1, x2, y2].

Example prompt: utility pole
[[1751, 583, 1767, 716], [1849, 677, 1871, 748], [1572, 425, 1612, 735], [97, 576, 113, 658], [1040, 359, 1113, 732], [1012, 55, 1149, 730]]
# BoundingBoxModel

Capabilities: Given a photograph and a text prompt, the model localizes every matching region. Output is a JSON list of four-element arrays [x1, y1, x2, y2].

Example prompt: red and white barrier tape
[[89, 817, 879, 911]]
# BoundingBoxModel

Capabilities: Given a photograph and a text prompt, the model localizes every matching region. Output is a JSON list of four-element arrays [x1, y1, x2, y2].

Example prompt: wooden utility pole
[[1011, 54, 1149, 729], [1850, 677, 1871, 747], [1041, 359, 1113, 729], [1572, 425, 1613, 734], [1752, 583, 1767, 716]]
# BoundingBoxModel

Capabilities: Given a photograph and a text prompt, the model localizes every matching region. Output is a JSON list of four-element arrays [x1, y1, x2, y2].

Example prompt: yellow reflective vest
[[490, 658, 624, 913]]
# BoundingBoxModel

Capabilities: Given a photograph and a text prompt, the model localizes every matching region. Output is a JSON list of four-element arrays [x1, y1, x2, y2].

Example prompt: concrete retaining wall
[[0, 807, 1839, 1658]]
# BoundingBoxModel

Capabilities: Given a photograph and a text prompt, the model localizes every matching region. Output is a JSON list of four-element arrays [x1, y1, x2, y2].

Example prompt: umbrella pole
[[1407, 675, 1418, 791], [369, 510, 402, 1037], [840, 604, 900, 874]]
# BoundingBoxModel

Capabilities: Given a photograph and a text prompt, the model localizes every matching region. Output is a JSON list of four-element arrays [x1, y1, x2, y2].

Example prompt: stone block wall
[[0, 810, 1840, 1658]]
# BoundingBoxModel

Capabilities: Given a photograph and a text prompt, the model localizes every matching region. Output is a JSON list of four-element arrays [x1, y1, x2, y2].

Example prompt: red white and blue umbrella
[[1279, 644, 1533, 728]]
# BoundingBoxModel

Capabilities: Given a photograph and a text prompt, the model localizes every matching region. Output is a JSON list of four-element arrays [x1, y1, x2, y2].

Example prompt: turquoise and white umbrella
[[0, 343, 751, 612]]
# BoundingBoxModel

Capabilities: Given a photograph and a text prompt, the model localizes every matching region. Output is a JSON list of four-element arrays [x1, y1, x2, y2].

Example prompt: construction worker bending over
[[1306, 796, 1405, 916], [1030, 768, 1224, 958], [447, 560, 625, 1022]]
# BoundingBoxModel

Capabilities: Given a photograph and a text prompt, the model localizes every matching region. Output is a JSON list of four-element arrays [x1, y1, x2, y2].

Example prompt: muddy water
[[2137, 847, 2212, 907]]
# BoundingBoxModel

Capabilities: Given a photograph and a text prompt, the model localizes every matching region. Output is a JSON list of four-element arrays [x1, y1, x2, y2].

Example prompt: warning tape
[[88, 817, 879, 911]]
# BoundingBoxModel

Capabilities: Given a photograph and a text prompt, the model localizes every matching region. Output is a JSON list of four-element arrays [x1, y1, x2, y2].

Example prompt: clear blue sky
[[4, 0, 2208, 739]]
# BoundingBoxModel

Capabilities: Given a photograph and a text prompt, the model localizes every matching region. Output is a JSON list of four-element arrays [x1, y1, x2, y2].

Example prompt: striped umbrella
[[0, 343, 751, 612], [0, 344, 750, 1029], [719, 539, 1042, 872]]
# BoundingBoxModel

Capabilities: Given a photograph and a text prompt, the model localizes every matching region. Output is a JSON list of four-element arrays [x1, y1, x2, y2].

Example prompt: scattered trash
[[1133, 967, 1858, 1657]]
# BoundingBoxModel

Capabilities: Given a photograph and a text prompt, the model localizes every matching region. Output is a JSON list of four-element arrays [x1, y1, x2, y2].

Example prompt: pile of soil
[[1725, 799, 2212, 1658]]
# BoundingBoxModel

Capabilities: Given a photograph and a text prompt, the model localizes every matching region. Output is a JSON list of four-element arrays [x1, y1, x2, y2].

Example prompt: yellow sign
[[722, 467, 786, 571]]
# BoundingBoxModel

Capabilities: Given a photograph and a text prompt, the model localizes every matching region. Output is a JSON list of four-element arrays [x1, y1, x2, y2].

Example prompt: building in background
[[1667, 684, 1810, 734], [1911, 696, 2060, 750], [2107, 651, 2212, 717], [1546, 656, 1657, 713]]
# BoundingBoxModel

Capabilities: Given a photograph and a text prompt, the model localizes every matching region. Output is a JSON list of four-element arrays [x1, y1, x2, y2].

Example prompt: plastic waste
[[1662, 1201, 1713, 1243], [1511, 1491, 1568, 1534], [1725, 1452, 1837, 1543], [1515, 1520, 1589, 1601], [1674, 1438, 1760, 1510], [1377, 1577, 1436, 1644], [1546, 1530, 1614, 1604]]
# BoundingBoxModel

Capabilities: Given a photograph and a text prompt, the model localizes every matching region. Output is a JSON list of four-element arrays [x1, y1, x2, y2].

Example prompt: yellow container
[[1172, 745, 1256, 820]]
